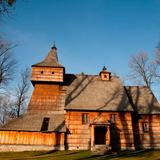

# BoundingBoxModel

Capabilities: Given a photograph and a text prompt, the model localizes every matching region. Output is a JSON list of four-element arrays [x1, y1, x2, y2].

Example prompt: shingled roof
[[0, 111, 66, 132], [1, 74, 160, 132], [64, 74, 133, 111], [32, 46, 63, 67], [125, 86, 160, 114], [64, 74, 160, 113]]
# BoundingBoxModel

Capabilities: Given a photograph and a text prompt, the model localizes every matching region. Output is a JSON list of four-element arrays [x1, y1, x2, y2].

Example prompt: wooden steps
[[91, 145, 111, 155]]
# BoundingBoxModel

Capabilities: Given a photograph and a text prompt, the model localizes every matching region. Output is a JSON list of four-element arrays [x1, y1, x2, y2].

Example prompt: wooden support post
[[60, 133, 64, 145], [106, 125, 110, 145], [91, 125, 95, 148]]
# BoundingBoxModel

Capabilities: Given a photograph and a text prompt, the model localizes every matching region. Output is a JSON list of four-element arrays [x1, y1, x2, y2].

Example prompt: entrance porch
[[91, 124, 111, 151]]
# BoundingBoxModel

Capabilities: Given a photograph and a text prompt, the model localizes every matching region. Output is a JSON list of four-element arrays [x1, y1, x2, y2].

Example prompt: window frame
[[142, 122, 149, 133], [82, 113, 89, 125], [110, 114, 117, 124], [41, 117, 50, 132]]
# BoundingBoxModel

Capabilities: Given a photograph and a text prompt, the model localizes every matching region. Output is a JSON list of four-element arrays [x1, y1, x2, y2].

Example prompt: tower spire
[[51, 41, 57, 50], [32, 43, 63, 67]]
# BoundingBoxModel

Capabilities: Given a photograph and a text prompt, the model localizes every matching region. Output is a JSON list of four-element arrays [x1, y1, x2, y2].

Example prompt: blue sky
[[1, 0, 160, 98]]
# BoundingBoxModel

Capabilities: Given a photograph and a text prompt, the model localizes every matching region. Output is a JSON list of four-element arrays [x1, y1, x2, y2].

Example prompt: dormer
[[31, 45, 65, 84], [99, 66, 111, 81]]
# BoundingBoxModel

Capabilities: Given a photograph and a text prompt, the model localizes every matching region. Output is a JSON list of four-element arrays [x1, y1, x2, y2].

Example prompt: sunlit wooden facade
[[0, 46, 160, 152]]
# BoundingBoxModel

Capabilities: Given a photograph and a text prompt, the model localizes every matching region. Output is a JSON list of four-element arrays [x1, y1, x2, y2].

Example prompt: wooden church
[[0, 45, 160, 151]]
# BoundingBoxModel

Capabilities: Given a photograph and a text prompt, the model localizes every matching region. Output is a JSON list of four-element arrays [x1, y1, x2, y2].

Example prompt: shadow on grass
[[76, 150, 158, 160], [64, 151, 82, 155], [34, 150, 58, 156], [76, 154, 103, 160], [101, 150, 158, 160], [3, 149, 160, 160], [11, 150, 86, 160]]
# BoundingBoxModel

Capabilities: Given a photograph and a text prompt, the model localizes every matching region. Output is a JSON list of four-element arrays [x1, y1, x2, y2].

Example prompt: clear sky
[[1, 0, 160, 98]]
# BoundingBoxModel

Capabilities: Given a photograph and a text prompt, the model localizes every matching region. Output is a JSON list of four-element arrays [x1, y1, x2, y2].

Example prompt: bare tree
[[156, 51, 160, 65], [14, 67, 31, 117], [0, 0, 17, 87], [154, 51, 160, 79], [156, 42, 160, 64], [0, 37, 17, 88], [128, 51, 157, 90], [0, 94, 14, 125], [0, 0, 15, 18]]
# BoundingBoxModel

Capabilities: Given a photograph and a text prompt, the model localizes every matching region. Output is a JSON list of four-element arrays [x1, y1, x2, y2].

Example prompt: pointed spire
[[51, 41, 57, 50], [32, 44, 63, 67], [102, 66, 107, 71], [99, 66, 110, 75]]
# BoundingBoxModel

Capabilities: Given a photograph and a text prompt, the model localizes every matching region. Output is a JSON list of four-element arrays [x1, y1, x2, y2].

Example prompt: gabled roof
[[32, 47, 63, 67], [64, 74, 160, 114], [0, 111, 66, 132], [64, 74, 133, 111], [125, 86, 160, 114], [2, 74, 160, 132]]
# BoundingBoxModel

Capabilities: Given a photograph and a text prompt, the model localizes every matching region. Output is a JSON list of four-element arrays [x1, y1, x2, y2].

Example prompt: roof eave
[[65, 108, 133, 112]]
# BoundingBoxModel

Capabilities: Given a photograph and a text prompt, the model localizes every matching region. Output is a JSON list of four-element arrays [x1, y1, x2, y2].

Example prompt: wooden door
[[94, 126, 107, 144]]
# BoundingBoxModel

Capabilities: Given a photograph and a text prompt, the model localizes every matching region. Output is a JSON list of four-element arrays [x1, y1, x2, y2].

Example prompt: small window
[[41, 117, 50, 131], [82, 113, 89, 124], [41, 71, 44, 74], [102, 73, 110, 80], [142, 122, 149, 132], [52, 71, 54, 74], [110, 114, 117, 123]]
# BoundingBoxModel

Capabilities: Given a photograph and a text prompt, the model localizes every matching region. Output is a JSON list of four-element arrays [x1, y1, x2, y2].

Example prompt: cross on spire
[[51, 41, 57, 50]]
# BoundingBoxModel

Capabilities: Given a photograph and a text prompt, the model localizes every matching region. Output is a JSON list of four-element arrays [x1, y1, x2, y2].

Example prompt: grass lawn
[[0, 150, 160, 160]]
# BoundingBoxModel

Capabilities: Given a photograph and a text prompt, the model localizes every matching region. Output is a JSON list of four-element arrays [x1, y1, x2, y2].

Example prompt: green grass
[[0, 150, 160, 160]]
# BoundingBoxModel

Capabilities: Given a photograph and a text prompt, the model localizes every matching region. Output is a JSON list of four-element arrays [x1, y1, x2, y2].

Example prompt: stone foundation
[[0, 144, 65, 152]]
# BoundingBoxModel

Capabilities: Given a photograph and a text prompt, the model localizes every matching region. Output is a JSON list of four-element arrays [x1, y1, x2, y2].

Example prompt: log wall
[[0, 131, 65, 151], [32, 66, 64, 82], [28, 84, 65, 111], [133, 114, 160, 149], [66, 111, 135, 150]]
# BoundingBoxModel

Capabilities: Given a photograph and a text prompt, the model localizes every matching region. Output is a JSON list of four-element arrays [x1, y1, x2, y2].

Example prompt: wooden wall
[[0, 131, 64, 146], [110, 112, 134, 150], [65, 111, 135, 150], [1, 113, 160, 151], [28, 84, 65, 111], [133, 114, 160, 149], [32, 66, 64, 82], [65, 111, 90, 150]]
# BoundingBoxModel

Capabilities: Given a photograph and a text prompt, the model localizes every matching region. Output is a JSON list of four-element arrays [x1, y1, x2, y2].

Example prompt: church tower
[[32, 45, 65, 83], [0, 45, 66, 151], [28, 45, 66, 114]]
